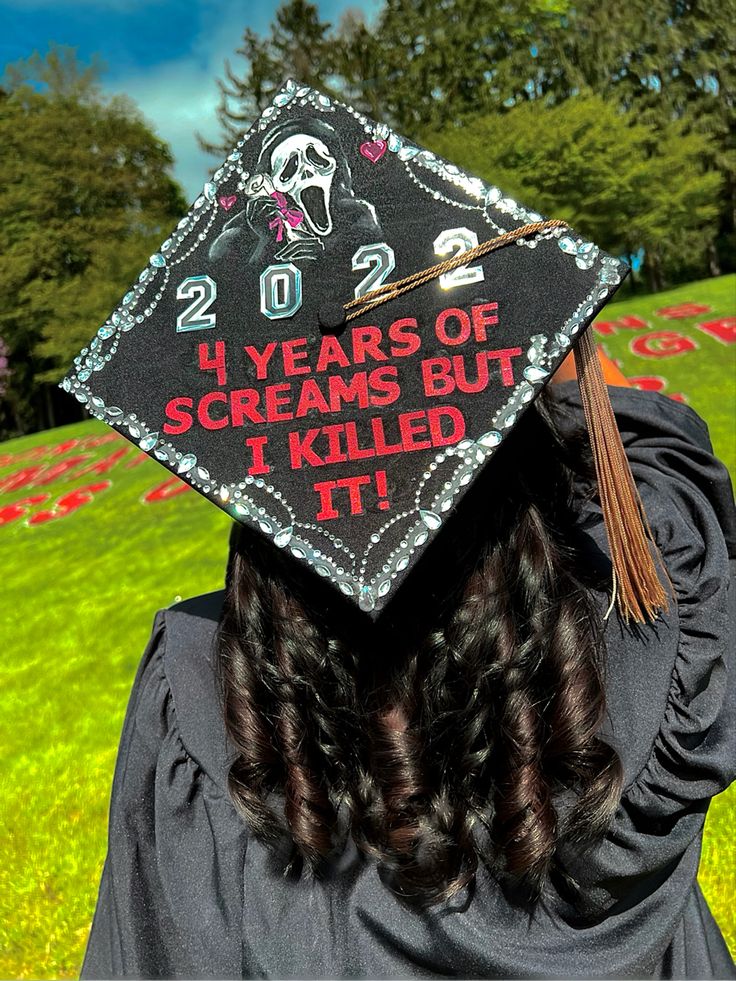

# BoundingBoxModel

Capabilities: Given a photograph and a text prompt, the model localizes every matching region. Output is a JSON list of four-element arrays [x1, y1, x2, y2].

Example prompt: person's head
[[214, 388, 624, 910]]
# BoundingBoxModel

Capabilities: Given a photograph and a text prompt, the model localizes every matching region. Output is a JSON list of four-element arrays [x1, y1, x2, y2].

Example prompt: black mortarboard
[[60, 79, 668, 621]]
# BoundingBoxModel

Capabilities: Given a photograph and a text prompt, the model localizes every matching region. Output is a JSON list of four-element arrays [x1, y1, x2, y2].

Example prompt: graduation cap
[[60, 79, 668, 622]]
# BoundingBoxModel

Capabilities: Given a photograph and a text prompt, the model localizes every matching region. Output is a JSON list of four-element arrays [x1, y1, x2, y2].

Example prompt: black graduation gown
[[80, 383, 736, 980]]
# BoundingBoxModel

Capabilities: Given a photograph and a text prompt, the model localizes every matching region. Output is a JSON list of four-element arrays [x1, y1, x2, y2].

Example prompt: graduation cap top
[[60, 79, 669, 621]]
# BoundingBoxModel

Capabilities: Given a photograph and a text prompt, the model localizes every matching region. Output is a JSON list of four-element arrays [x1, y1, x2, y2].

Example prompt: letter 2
[[433, 228, 484, 289], [352, 243, 396, 299], [176, 275, 217, 332]]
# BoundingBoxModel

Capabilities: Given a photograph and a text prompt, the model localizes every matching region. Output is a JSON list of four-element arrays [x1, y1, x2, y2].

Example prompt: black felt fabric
[[80, 384, 736, 980]]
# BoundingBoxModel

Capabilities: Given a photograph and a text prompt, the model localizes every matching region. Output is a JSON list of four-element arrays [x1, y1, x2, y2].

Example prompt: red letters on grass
[[629, 332, 698, 358]]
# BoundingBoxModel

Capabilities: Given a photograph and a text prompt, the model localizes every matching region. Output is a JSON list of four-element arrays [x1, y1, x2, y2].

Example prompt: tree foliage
[[425, 95, 722, 290], [204, 0, 734, 281], [0, 45, 186, 435], [198, 0, 341, 154]]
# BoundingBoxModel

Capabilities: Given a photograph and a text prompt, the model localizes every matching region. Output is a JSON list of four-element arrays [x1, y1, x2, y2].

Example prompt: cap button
[[318, 300, 347, 335]]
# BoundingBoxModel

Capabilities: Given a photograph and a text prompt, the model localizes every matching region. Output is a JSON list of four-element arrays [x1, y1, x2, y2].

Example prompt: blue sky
[[1, 0, 380, 198]]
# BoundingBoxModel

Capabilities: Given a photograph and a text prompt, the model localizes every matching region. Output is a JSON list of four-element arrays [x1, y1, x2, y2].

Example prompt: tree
[[541, 0, 736, 273], [350, 0, 571, 134], [203, 0, 731, 279], [202, 0, 572, 151], [0, 336, 12, 437], [199, 0, 341, 155], [424, 95, 721, 290], [0, 46, 187, 434]]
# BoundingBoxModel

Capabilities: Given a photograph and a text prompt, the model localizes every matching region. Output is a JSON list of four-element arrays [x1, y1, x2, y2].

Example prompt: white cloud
[[102, 0, 250, 199], [111, 60, 223, 201]]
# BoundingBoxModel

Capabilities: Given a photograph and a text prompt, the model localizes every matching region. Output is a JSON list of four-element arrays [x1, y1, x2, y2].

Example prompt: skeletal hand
[[245, 195, 281, 233], [275, 237, 325, 262]]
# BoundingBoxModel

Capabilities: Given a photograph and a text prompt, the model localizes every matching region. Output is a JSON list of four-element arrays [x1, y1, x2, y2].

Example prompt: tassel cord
[[343, 220, 569, 322], [574, 329, 673, 622]]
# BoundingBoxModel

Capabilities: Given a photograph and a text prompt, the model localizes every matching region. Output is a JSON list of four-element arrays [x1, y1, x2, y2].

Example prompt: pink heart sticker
[[360, 140, 387, 164], [219, 195, 237, 211]]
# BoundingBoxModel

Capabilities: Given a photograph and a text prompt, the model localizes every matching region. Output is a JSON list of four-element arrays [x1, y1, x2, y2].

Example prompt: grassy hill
[[0, 276, 734, 978], [592, 275, 735, 475]]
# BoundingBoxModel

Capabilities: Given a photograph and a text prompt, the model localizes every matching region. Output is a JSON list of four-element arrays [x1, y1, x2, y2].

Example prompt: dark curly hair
[[214, 389, 624, 910]]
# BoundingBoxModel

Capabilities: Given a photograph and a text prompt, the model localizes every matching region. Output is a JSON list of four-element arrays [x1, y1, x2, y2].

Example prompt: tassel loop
[[573, 329, 672, 623]]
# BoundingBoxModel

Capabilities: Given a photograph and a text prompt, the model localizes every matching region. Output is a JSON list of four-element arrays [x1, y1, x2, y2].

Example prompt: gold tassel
[[573, 329, 672, 623]]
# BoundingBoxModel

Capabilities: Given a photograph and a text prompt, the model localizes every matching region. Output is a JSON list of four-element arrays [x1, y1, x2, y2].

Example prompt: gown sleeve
[[550, 383, 736, 970], [80, 609, 172, 979], [79, 609, 244, 980]]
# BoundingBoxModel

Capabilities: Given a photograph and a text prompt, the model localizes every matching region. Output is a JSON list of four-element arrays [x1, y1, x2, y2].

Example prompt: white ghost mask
[[270, 134, 337, 238]]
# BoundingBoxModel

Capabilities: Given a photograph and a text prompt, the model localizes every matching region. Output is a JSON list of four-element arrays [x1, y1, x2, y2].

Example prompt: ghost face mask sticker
[[210, 116, 382, 267], [59, 78, 629, 617], [271, 133, 336, 237]]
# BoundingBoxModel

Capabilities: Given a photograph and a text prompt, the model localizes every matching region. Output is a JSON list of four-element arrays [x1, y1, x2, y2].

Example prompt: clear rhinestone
[[477, 430, 502, 448], [139, 433, 158, 451], [358, 585, 376, 612], [523, 365, 549, 383], [398, 145, 419, 161], [274, 526, 293, 548], [419, 509, 442, 530]]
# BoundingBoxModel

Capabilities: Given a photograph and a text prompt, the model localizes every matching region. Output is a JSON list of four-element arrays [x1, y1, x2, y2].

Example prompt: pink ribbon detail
[[268, 191, 304, 242]]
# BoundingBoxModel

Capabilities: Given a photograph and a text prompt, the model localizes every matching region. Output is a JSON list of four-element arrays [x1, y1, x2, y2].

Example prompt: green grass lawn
[[593, 274, 736, 475], [0, 275, 734, 978]]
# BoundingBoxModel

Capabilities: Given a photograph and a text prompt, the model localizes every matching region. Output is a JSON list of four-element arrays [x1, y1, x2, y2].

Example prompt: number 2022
[[175, 228, 484, 328]]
